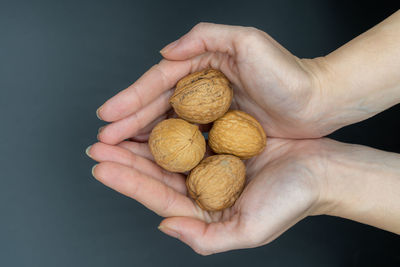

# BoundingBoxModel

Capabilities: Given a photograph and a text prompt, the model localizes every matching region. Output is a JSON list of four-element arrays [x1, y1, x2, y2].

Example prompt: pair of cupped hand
[[87, 23, 355, 255]]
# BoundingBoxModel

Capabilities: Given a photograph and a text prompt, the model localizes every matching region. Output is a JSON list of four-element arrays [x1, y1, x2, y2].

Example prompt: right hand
[[96, 23, 330, 145], [88, 137, 326, 255], [88, 135, 400, 255]]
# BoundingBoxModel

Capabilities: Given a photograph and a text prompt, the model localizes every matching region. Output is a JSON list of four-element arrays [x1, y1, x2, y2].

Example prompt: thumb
[[158, 216, 248, 255], [160, 23, 252, 60]]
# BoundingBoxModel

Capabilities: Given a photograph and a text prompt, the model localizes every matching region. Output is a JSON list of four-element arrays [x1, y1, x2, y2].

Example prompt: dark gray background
[[1, 0, 399, 266]]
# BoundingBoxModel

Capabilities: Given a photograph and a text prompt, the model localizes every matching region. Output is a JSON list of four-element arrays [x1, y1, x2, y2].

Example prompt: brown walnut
[[208, 110, 267, 159], [186, 154, 246, 211], [148, 118, 206, 172], [169, 69, 233, 124]]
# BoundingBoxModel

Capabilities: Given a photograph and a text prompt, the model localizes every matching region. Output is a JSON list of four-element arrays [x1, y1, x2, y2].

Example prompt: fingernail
[[85, 145, 92, 157], [160, 39, 179, 54], [91, 164, 98, 178], [97, 126, 105, 141], [96, 107, 102, 120], [98, 126, 105, 134], [158, 225, 180, 239]]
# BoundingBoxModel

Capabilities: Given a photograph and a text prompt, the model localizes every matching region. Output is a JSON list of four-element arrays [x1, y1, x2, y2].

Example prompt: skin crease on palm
[[89, 11, 400, 256]]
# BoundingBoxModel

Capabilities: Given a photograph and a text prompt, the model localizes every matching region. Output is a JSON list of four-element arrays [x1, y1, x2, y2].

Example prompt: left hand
[[95, 23, 333, 144]]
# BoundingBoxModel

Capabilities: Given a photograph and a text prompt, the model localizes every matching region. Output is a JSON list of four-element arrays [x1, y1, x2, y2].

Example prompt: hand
[[91, 16, 400, 255], [87, 138, 325, 255], [96, 23, 329, 145]]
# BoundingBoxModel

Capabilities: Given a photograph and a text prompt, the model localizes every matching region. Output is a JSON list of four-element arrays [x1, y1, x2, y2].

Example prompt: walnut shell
[[209, 110, 267, 159], [169, 69, 233, 124], [186, 154, 246, 211], [149, 118, 206, 172]]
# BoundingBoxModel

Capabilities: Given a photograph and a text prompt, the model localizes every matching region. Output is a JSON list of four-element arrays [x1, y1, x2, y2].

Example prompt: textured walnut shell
[[209, 110, 267, 159], [186, 155, 246, 211], [169, 69, 233, 124], [149, 119, 206, 172]]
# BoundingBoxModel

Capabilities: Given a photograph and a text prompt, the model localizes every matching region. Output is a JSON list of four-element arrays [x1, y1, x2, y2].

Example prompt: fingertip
[[96, 127, 118, 145], [159, 34, 203, 61], [160, 217, 206, 240], [90, 161, 118, 183], [87, 141, 107, 160], [85, 145, 92, 158], [160, 39, 179, 55], [96, 126, 106, 142], [160, 217, 215, 256], [91, 164, 98, 178], [158, 224, 181, 239], [96, 105, 114, 123], [96, 106, 103, 120], [98, 126, 105, 135], [96, 131, 103, 142]]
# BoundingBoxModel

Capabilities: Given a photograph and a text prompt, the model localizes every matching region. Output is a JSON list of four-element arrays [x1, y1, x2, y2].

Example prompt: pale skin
[[87, 10, 400, 255]]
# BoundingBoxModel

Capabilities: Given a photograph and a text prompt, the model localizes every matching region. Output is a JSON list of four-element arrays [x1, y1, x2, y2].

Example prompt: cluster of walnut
[[149, 69, 266, 211]]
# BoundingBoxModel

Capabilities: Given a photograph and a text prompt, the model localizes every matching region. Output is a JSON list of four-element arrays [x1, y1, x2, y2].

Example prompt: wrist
[[296, 57, 341, 137], [304, 11, 400, 137], [312, 139, 400, 233]]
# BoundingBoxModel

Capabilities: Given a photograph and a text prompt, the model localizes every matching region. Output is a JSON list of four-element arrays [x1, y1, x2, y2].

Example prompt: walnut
[[209, 110, 266, 159], [149, 118, 206, 172], [169, 69, 233, 124], [186, 155, 246, 211]]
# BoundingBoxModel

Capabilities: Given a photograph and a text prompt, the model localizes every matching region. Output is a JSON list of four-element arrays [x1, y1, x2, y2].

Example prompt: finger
[[160, 23, 247, 60], [87, 142, 187, 194], [161, 22, 291, 61], [134, 113, 168, 137], [92, 162, 200, 218], [97, 89, 172, 145], [158, 215, 251, 255], [163, 46, 242, 87], [129, 134, 149, 143], [97, 59, 191, 122], [128, 112, 173, 142], [117, 141, 153, 161]]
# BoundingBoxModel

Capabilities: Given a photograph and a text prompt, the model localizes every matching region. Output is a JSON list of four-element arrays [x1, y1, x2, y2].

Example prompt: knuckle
[[192, 245, 213, 256], [244, 26, 260, 33], [188, 234, 217, 256], [192, 22, 213, 33], [152, 63, 169, 88], [128, 170, 141, 197], [131, 86, 144, 110], [193, 22, 206, 29], [129, 153, 137, 167], [161, 188, 177, 215], [240, 27, 264, 41], [241, 228, 265, 246], [235, 217, 265, 246], [130, 111, 142, 132], [159, 169, 171, 185], [245, 232, 265, 246]]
